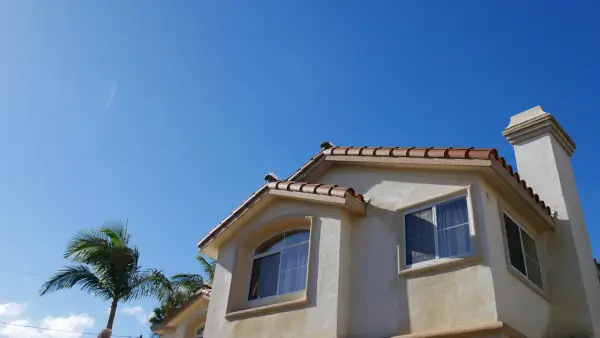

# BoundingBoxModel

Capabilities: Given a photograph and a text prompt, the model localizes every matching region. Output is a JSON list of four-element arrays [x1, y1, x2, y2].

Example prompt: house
[[170, 106, 600, 337], [151, 287, 211, 338]]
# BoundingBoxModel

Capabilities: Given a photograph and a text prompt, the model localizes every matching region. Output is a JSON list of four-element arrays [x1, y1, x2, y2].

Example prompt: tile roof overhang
[[198, 179, 366, 257], [151, 287, 211, 333], [198, 146, 554, 257]]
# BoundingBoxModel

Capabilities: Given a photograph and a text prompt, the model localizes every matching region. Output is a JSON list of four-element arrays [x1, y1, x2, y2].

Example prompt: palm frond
[[99, 220, 131, 247], [39, 265, 112, 300], [196, 254, 216, 285], [123, 269, 171, 302], [64, 228, 110, 262]]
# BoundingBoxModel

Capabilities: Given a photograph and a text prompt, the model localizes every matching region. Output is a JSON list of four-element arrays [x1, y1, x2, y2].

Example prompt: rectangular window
[[404, 196, 472, 266], [503, 213, 543, 290]]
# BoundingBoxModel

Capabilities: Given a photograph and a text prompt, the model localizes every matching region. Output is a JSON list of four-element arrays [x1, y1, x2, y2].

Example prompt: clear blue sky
[[1, 1, 599, 337]]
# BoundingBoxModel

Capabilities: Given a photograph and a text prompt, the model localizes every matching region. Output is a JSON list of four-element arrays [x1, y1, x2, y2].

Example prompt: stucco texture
[[204, 165, 511, 338]]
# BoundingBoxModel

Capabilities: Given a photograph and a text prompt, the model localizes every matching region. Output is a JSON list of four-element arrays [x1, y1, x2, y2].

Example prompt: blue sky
[[1, 1, 600, 337]]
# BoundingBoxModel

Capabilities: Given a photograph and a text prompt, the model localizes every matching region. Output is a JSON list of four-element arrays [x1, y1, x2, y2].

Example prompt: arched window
[[248, 230, 310, 300], [196, 326, 204, 338]]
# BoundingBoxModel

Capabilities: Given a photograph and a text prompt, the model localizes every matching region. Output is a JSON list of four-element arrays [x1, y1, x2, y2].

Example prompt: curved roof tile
[[324, 146, 551, 215], [267, 181, 364, 202]]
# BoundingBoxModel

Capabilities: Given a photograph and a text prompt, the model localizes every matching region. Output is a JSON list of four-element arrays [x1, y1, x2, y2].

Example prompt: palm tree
[[147, 255, 215, 326], [196, 254, 216, 286], [40, 221, 171, 330]]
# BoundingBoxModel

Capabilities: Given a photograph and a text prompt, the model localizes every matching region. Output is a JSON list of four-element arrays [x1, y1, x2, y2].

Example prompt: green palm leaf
[[40, 220, 171, 331], [39, 265, 112, 300], [196, 254, 216, 285]]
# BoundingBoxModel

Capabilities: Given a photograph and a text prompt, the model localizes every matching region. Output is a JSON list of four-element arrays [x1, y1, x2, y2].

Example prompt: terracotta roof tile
[[199, 145, 553, 252], [267, 180, 364, 202], [323, 146, 551, 216]]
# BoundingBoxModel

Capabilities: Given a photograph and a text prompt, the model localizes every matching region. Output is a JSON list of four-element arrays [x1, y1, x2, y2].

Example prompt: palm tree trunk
[[106, 298, 119, 330]]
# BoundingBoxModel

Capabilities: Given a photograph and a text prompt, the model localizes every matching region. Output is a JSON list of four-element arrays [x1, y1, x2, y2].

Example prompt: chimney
[[503, 106, 600, 336]]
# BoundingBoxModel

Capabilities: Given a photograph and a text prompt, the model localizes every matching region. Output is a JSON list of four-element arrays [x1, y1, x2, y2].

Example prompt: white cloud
[[0, 303, 26, 317], [119, 306, 148, 324], [0, 303, 94, 338]]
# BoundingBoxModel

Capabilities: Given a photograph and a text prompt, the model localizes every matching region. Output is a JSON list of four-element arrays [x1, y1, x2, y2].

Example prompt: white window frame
[[249, 230, 310, 302], [503, 211, 544, 290], [403, 195, 473, 269]]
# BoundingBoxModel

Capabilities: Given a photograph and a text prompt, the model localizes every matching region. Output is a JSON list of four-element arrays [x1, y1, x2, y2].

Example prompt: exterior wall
[[203, 200, 352, 338], [203, 163, 579, 338], [481, 183, 552, 338], [160, 303, 208, 338], [319, 165, 498, 337], [513, 134, 600, 336]]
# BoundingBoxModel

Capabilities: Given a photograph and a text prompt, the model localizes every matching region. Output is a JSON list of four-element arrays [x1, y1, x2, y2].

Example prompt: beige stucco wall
[[203, 163, 578, 338], [512, 134, 600, 336], [319, 165, 499, 337], [203, 200, 353, 338], [480, 183, 552, 338], [160, 300, 208, 338]]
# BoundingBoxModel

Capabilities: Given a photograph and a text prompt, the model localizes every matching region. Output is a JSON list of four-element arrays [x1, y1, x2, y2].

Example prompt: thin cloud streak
[[105, 82, 118, 111]]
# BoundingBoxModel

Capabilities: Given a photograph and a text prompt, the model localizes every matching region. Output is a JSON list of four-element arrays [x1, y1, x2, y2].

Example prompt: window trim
[[249, 230, 310, 302], [502, 211, 545, 293], [402, 194, 473, 269]]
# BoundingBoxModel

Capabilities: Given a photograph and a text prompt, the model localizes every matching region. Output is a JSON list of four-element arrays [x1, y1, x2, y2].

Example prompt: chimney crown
[[503, 105, 576, 157]]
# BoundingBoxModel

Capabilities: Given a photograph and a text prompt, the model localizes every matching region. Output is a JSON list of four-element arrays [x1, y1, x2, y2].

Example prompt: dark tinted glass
[[248, 253, 280, 300], [405, 208, 435, 265], [504, 214, 526, 275]]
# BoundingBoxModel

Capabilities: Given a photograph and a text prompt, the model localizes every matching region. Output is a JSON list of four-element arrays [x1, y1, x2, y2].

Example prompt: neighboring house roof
[[198, 145, 552, 251], [151, 286, 211, 332]]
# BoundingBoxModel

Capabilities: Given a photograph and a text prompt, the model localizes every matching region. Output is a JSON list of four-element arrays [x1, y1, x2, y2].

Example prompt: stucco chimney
[[503, 106, 600, 336]]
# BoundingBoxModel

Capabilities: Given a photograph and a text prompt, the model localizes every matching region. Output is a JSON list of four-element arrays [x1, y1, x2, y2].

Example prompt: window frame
[[248, 229, 310, 302], [502, 211, 544, 291], [402, 194, 473, 269]]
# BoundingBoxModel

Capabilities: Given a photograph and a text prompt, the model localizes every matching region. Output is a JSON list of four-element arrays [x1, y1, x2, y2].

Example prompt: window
[[404, 196, 472, 266], [248, 230, 309, 300], [504, 213, 543, 289], [196, 327, 204, 338]]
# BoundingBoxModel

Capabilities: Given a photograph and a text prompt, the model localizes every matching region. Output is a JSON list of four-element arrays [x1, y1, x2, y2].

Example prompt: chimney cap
[[503, 105, 576, 156]]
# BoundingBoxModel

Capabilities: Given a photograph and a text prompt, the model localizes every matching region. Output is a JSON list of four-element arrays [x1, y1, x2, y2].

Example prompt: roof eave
[[198, 188, 366, 257]]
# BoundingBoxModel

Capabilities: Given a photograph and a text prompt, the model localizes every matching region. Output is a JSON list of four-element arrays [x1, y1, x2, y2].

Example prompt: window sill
[[225, 294, 308, 321], [507, 265, 549, 301], [399, 255, 481, 277]]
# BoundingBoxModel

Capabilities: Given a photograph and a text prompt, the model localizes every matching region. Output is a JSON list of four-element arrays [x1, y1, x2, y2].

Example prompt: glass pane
[[283, 230, 310, 247], [438, 223, 471, 258], [278, 243, 309, 294], [196, 327, 204, 338], [520, 230, 539, 263], [255, 233, 285, 255], [525, 256, 544, 289], [406, 235, 436, 265], [436, 198, 469, 229], [248, 253, 280, 300], [504, 214, 526, 275], [405, 208, 434, 239], [405, 208, 435, 265]]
